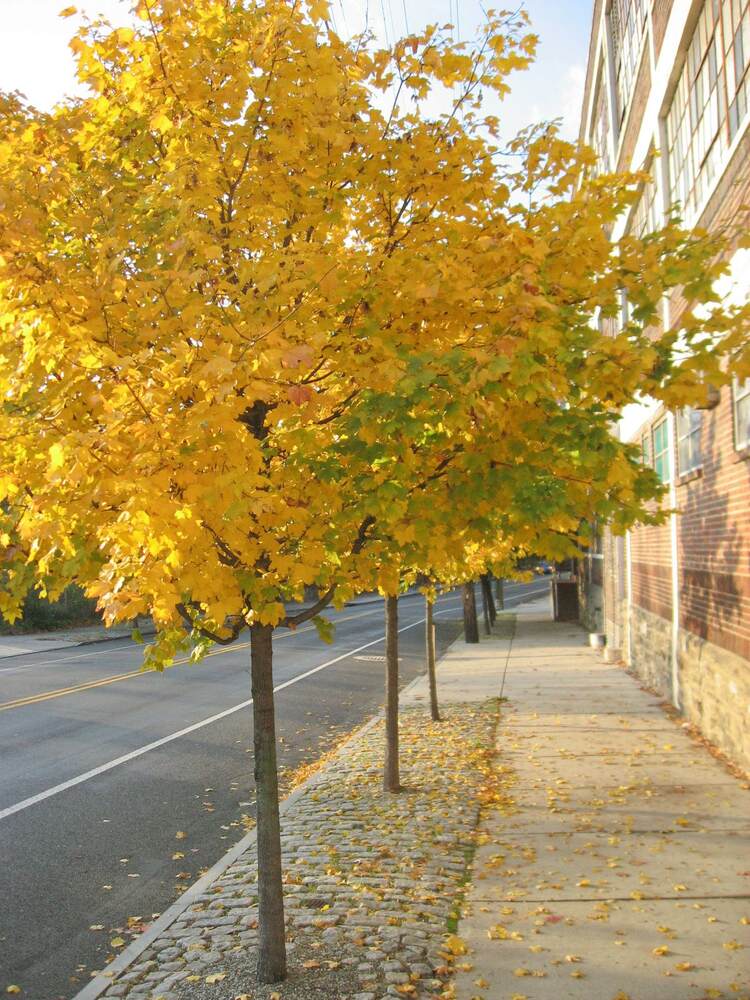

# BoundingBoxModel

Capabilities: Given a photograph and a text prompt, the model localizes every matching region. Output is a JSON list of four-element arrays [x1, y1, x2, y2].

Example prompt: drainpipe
[[667, 410, 680, 709]]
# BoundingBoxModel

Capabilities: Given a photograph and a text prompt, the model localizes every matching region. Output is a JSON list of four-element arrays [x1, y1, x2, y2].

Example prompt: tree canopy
[[1, 0, 748, 659]]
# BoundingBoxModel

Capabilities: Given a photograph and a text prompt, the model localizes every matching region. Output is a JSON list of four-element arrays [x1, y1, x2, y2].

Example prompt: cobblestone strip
[[94, 704, 497, 1000]]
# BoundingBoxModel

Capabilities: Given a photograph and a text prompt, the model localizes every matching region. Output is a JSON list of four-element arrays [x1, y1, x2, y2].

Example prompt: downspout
[[667, 410, 680, 708]]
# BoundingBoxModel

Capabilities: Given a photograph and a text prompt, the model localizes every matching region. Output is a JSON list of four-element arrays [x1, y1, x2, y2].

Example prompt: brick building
[[577, 0, 750, 770]]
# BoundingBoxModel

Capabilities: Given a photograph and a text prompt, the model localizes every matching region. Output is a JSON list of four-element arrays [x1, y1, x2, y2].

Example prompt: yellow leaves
[[58, 5, 77, 16], [109, 937, 125, 948], [48, 443, 65, 472], [651, 945, 670, 957], [308, 0, 330, 21], [442, 935, 467, 956], [172, 851, 185, 860], [175, 831, 187, 840], [204, 972, 226, 984], [723, 939, 743, 951], [564, 954, 583, 963], [149, 112, 173, 134], [674, 962, 695, 972], [6, 988, 22, 996], [487, 925, 522, 941]]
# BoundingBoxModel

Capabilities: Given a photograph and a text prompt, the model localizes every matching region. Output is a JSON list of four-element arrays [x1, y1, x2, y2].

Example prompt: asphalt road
[[0, 579, 549, 1000]]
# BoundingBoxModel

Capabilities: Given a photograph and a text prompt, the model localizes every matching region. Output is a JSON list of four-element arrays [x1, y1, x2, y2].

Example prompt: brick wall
[[651, 0, 675, 61], [616, 44, 652, 172], [676, 385, 750, 662]]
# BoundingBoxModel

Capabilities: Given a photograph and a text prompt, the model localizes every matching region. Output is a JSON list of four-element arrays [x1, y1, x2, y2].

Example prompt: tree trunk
[[425, 596, 440, 722], [250, 623, 287, 984], [384, 595, 401, 792], [480, 577, 492, 635], [463, 582, 479, 644], [482, 574, 497, 625], [495, 576, 504, 609]]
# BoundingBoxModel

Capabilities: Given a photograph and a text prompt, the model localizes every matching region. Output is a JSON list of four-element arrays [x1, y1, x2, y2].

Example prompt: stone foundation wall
[[629, 604, 674, 700], [679, 630, 750, 773], [628, 603, 750, 773]]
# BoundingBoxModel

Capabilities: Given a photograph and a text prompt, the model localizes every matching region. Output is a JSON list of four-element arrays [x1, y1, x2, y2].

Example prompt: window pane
[[735, 378, 750, 447], [667, 0, 750, 223]]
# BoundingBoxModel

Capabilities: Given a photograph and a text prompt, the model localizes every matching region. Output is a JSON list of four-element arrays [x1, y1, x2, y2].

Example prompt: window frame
[[733, 376, 750, 450], [665, 0, 750, 224], [676, 406, 703, 474], [652, 419, 671, 483], [641, 431, 652, 465]]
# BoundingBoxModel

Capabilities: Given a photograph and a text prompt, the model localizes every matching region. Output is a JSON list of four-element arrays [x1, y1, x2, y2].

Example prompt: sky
[[0, 0, 592, 139]]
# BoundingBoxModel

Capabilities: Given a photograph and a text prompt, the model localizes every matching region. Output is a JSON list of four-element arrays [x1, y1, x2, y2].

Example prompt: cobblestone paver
[[97, 704, 497, 1000]]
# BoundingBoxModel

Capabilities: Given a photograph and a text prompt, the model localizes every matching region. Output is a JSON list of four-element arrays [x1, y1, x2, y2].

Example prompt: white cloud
[[560, 63, 586, 138]]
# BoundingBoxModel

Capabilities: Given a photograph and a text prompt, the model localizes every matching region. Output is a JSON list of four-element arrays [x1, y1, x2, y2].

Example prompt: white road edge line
[[0, 613, 437, 823]]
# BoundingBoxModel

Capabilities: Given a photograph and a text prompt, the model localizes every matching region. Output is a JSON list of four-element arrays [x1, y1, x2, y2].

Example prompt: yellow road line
[[0, 604, 392, 713]]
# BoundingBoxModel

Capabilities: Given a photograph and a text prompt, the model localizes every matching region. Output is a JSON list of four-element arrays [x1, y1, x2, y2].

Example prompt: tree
[[462, 582, 480, 644], [2, 0, 748, 984], [424, 591, 440, 723]]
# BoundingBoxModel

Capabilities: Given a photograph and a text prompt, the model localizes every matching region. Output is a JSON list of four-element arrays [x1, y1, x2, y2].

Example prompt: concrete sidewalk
[[437, 607, 750, 1000]]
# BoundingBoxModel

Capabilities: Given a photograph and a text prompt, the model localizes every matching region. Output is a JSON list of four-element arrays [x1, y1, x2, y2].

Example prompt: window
[[630, 155, 662, 236], [641, 432, 652, 465], [666, 0, 750, 223], [734, 377, 750, 449], [653, 419, 671, 482], [609, 0, 649, 128], [591, 68, 613, 175], [676, 407, 703, 473]]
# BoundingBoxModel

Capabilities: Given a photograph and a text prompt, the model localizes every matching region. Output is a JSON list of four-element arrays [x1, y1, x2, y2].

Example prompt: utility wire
[[380, 0, 391, 45], [401, 0, 409, 33]]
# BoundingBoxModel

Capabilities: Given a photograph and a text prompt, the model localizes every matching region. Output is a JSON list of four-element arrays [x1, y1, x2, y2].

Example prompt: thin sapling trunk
[[425, 595, 440, 722], [250, 623, 287, 984], [463, 581, 480, 644], [384, 594, 401, 792]]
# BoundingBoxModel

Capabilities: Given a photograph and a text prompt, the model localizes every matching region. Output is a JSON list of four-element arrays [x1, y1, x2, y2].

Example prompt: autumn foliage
[[0, 0, 747, 649]]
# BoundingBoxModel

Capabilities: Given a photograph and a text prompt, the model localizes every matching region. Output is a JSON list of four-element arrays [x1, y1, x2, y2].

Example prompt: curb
[[70, 667, 430, 1000]]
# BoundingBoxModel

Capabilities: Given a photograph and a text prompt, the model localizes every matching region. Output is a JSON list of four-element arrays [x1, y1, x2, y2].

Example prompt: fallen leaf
[[109, 938, 125, 948], [564, 954, 582, 963], [89, 925, 104, 931], [301, 960, 320, 969], [6, 989, 21, 996], [652, 946, 670, 957], [513, 968, 531, 977], [172, 852, 185, 860], [175, 831, 187, 840], [442, 935, 467, 956], [674, 963, 695, 972], [723, 940, 743, 950], [204, 973, 226, 984]]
